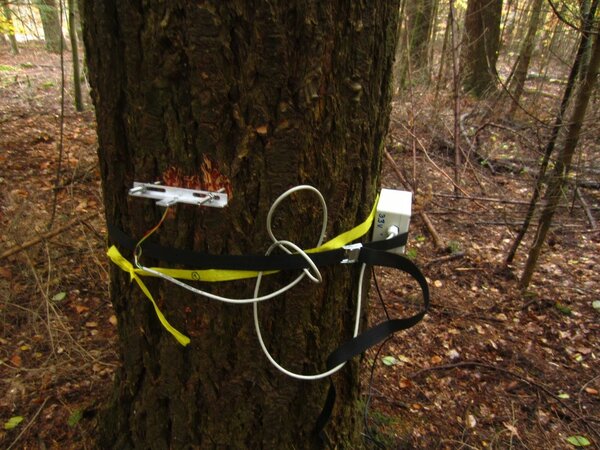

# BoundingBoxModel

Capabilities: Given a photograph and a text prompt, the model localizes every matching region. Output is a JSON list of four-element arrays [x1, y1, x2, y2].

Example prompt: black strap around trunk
[[315, 248, 429, 439], [107, 223, 408, 271], [108, 224, 427, 440]]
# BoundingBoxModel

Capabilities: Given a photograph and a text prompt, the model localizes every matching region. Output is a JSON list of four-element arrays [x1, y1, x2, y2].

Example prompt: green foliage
[[566, 436, 591, 447], [382, 356, 398, 366], [67, 409, 83, 427], [4, 416, 24, 430], [405, 248, 418, 260], [0, 14, 15, 34], [447, 240, 462, 254], [41, 81, 55, 89], [554, 302, 572, 315], [0, 64, 17, 72], [52, 291, 67, 302]]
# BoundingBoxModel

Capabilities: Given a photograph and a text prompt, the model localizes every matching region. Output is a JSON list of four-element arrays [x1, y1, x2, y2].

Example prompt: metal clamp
[[341, 243, 362, 264], [128, 182, 228, 208]]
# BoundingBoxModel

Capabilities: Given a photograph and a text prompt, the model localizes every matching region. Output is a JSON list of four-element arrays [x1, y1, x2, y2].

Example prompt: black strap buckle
[[341, 243, 362, 264]]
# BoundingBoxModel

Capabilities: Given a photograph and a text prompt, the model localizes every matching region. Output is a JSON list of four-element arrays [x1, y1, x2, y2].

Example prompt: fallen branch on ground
[[0, 211, 100, 260], [424, 251, 464, 268], [420, 211, 445, 250], [383, 148, 410, 189]]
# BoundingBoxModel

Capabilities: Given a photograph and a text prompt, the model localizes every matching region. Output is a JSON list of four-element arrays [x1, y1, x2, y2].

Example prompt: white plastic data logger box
[[372, 189, 412, 254]]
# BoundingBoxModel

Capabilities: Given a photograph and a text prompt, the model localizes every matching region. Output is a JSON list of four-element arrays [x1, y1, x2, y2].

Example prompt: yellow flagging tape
[[106, 195, 378, 345], [107, 246, 190, 346], [309, 196, 378, 253]]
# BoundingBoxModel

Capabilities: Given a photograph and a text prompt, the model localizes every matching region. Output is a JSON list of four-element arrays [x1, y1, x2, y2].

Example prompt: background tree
[[67, 0, 81, 111], [505, 0, 599, 264], [520, 30, 600, 289], [508, 0, 545, 113], [1, 0, 19, 54], [82, 1, 400, 448], [461, 0, 503, 96], [34, 0, 64, 53], [396, 0, 436, 88]]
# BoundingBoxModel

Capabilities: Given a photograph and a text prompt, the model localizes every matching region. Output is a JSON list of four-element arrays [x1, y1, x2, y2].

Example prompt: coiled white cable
[[253, 262, 366, 380], [134, 185, 367, 380], [252, 185, 365, 380]]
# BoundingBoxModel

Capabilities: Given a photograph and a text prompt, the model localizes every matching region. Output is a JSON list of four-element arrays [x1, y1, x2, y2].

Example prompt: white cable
[[252, 185, 365, 380], [253, 262, 366, 380], [134, 239, 321, 304], [134, 184, 365, 379], [266, 185, 328, 283]]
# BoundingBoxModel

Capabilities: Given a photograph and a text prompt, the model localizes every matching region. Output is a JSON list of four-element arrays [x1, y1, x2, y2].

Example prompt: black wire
[[372, 267, 390, 320], [362, 268, 392, 449], [363, 336, 392, 449]]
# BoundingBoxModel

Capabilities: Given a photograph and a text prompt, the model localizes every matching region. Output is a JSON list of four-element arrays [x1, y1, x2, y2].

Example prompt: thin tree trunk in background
[[578, 0, 595, 81], [509, 0, 529, 51], [499, 0, 514, 48], [533, 6, 563, 105], [505, 0, 598, 264], [395, 0, 434, 89], [34, 0, 64, 53], [462, 0, 503, 97], [427, 0, 440, 81], [519, 32, 600, 290], [450, 0, 461, 192], [67, 0, 82, 111], [393, 0, 407, 94], [508, 0, 544, 113], [73, 0, 82, 44], [26, 0, 43, 39], [434, 6, 452, 100], [2, 2, 19, 54]]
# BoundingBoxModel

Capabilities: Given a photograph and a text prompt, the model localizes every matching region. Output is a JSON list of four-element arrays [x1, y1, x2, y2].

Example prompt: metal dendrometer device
[[108, 181, 429, 433]]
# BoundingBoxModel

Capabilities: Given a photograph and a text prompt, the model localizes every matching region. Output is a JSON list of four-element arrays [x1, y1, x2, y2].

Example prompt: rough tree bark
[[461, 0, 503, 97], [82, 1, 400, 448]]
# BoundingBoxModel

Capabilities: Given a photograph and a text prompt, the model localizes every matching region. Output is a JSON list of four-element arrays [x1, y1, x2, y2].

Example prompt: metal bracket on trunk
[[128, 182, 228, 208]]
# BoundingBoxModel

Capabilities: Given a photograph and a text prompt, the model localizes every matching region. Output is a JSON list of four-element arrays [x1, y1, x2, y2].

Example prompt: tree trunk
[[505, 0, 598, 265], [434, 5, 452, 99], [2, 2, 19, 54], [461, 0, 503, 97], [396, 0, 435, 88], [519, 32, 600, 290], [82, 1, 400, 448], [34, 0, 64, 53], [578, 0, 599, 81], [508, 0, 544, 113], [67, 0, 82, 111]]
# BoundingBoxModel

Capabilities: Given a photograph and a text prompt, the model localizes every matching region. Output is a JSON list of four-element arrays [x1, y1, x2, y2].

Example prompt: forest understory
[[1, 43, 599, 449]]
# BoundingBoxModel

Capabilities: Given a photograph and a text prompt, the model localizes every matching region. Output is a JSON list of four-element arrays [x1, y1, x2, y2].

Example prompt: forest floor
[[1, 43, 599, 450]]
